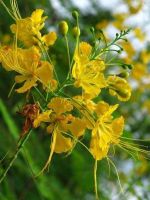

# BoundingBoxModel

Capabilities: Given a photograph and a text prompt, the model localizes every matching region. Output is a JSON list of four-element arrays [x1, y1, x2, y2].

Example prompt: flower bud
[[72, 26, 80, 38], [90, 27, 95, 33], [59, 21, 68, 36], [72, 11, 79, 20], [118, 72, 129, 78]]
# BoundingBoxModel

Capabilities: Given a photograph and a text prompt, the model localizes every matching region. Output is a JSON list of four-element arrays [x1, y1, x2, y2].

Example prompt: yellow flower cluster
[[2, 1, 145, 198], [0, 1, 132, 164], [0, 8, 57, 93]]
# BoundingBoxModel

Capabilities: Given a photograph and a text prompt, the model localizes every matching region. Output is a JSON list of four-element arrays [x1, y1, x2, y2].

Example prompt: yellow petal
[[42, 32, 57, 46], [77, 42, 92, 58], [34, 110, 52, 128], [16, 79, 37, 93], [95, 101, 109, 116], [120, 41, 135, 58], [31, 9, 46, 28], [15, 75, 27, 83], [37, 61, 53, 85], [111, 116, 124, 144], [90, 133, 109, 160], [48, 97, 73, 115], [67, 118, 86, 138], [54, 130, 73, 153]]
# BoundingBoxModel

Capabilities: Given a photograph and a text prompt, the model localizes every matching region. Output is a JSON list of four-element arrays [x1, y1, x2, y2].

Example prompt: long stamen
[[10, 0, 21, 20], [35, 125, 58, 177], [0, 0, 16, 20], [107, 157, 124, 194]]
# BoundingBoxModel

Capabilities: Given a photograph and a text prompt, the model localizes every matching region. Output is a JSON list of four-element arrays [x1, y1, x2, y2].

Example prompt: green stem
[[94, 160, 99, 200], [65, 35, 71, 74], [0, 130, 32, 184], [8, 82, 16, 98], [37, 38, 60, 86], [34, 87, 47, 102]]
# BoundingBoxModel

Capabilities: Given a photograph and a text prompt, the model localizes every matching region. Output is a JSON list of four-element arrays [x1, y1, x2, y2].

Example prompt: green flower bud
[[72, 26, 80, 37], [90, 27, 95, 33], [59, 21, 68, 36], [118, 72, 129, 78], [72, 11, 79, 20]]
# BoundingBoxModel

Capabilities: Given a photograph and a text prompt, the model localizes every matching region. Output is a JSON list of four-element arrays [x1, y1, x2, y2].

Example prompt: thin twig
[[0, 130, 32, 184]]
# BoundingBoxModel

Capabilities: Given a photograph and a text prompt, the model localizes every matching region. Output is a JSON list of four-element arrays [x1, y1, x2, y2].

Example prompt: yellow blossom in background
[[143, 100, 150, 113], [131, 62, 147, 80], [96, 19, 110, 30], [124, 0, 143, 14], [135, 155, 149, 176], [121, 41, 136, 58], [112, 13, 128, 30], [134, 28, 145, 41], [140, 50, 150, 64]]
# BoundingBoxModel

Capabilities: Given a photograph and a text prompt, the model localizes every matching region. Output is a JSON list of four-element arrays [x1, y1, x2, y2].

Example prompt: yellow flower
[[140, 50, 150, 65], [10, 9, 57, 48], [134, 28, 145, 41], [10, 9, 46, 47], [125, 0, 143, 14], [34, 97, 74, 153], [143, 100, 150, 113], [107, 76, 131, 101], [112, 14, 128, 30], [0, 46, 57, 93], [96, 20, 110, 30], [33, 98, 87, 173], [34, 97, 87, 153], [131, 62, 147, 80], [72, 42, 107, 99], [121, 41, 135, 58], [90, 101, 124, 160]]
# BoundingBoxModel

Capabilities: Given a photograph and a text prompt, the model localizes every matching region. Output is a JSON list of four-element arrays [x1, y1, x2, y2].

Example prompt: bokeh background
[[0, 0, 150, 199]]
